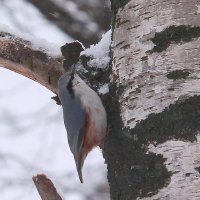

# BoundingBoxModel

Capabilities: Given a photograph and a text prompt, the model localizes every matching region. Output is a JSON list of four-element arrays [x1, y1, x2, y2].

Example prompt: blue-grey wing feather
[[58, 73, 86, 157]]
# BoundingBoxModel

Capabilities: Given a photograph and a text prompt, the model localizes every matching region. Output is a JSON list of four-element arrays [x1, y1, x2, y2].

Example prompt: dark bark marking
[[104, 84, 171, 200], [166, 70, 190, 80], [150, 25, 200, 53], [116, 20, 130, 28], [143, 16, 153, 20], [114, 41, 125, 48], [128, 4, 140, 10], [195, 166, 200, 174], [118, 56, 126, 60], [139, 11, 151, 17], [111, 0, 131, 11], [106, 94, 200, 199], [135, 87, 141, 93], [132, 95, 200, 145], [127, 24, 140, 30], [167, 87, 175, 91], [120, 44, 130, 50], [141, 56, 148, 61], [185, 173, 192, 177], [48, 72, 52, 84]]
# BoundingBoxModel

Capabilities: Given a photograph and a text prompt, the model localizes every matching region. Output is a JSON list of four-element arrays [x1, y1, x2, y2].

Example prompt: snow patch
[[98, 84, 109, 95], [0, 23, 61, 57], [81, 30, 111, 69]]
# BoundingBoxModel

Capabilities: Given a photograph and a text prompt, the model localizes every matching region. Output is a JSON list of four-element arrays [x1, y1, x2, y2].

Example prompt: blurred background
[[0, 0, 111, 199]]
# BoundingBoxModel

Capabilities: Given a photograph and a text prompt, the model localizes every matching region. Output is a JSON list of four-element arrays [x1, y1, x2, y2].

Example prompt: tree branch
[[33, 174, 63, 200], [0, 32, 64, 94]]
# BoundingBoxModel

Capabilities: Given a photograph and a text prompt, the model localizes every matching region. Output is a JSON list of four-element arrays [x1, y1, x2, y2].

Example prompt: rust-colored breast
[[82, 109, 100, 156]]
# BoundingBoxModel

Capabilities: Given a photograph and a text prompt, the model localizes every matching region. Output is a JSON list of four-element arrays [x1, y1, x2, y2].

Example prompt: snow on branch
[[0, 26, 111, 96], [81, 29, 111, 69], [0, 28, 64, 94]]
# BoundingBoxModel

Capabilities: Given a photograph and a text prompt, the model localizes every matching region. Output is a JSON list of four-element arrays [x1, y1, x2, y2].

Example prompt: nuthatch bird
[[58, 71, 107, 183]]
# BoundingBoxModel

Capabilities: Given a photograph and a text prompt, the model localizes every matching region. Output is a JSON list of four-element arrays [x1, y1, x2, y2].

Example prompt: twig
[[33, 174, 63, 200]]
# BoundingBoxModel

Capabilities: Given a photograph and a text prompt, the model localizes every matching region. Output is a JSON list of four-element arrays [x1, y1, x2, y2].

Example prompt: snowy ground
[[0, 0, 108, 199]]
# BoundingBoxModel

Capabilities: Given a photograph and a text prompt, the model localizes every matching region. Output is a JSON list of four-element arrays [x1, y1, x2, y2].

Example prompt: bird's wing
[[58, 73, 86, 157]]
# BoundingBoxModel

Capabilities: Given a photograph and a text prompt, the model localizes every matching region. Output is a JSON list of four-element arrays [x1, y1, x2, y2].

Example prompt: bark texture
[[107, 0, 200, 199], [0, 32, 63, 94], [33, 174, 63, 200]]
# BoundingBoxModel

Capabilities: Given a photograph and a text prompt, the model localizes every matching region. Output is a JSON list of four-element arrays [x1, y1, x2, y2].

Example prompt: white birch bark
[[112, 0, 200, 199]]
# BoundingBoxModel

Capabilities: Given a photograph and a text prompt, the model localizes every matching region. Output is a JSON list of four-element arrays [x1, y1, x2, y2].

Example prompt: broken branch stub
[[32, 174, 63, 200]]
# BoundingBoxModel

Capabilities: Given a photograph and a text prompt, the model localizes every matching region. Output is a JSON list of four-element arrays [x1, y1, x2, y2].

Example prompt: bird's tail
[[74, 155, 84, 183]]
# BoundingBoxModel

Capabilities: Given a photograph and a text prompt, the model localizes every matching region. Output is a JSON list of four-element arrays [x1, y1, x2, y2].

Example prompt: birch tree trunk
[[106, 0, 200, 199], [2, 0, 200, 199]]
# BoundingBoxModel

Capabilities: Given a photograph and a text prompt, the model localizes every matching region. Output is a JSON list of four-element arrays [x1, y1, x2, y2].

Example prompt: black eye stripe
[[66, 74, 75, 97]]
